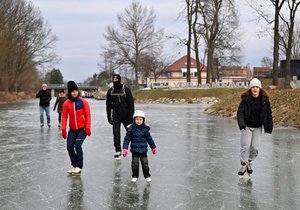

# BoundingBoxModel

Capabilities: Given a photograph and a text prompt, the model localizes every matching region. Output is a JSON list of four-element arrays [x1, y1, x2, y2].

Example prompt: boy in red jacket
[[61, 81, 91, 175]]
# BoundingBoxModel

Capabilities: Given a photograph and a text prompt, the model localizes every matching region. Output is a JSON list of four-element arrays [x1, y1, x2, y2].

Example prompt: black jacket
[[106, 84, 134, 123], [36, 89, 51, 107], [237, 94, 273, 134]]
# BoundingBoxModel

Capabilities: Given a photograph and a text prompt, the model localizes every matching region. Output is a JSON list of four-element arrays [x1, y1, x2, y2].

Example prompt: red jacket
[[62, 97, 91, 131]]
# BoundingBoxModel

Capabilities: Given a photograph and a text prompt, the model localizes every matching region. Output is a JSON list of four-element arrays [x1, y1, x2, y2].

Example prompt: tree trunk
[[186, 0, 192, 83], [192, 0, 202, 84], [272, 0, 284, 86]]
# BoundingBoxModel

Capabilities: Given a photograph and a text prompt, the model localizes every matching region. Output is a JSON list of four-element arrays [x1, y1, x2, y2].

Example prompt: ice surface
[[0, 99, 299, 209]]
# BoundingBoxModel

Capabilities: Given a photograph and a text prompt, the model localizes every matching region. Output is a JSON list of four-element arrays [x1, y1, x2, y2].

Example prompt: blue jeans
[[39, 106, 50, 125], [67, 128, 86, 169]]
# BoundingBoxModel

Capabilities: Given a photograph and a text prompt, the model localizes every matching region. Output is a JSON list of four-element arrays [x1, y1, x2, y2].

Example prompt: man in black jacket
[[36, 84, 52, 128], [106, 74, 134, 160]]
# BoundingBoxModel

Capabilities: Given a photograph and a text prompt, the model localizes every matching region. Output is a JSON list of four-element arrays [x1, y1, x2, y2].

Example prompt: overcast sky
[[29, 0, 272, 83]]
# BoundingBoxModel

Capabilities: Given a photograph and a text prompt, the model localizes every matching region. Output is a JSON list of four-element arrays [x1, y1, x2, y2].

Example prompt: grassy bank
[[0, 91, 35, 105], [133, 87, 300, 129]]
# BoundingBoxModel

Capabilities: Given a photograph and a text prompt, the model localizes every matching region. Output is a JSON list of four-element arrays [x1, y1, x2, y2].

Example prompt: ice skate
[[131, 177, 138, 183], [67, 167, 76, 174], [146, 177, 152, 183], [40, 124, 44, 128], [238, 164, 247, 178], [68, 167, 81, 176], [47, 123, 51, 128], [114, 152, 121, 160], [247, 162, 253, 175]]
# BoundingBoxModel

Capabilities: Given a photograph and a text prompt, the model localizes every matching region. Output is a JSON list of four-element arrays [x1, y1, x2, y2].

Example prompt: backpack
[[110, 84, 126, 98]]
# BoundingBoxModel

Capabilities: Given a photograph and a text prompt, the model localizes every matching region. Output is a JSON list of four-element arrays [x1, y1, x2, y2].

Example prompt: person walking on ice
[[61, 81, 91, 175], [122, 110, 156, 183], [106, 74, 134, 160], [237, 78, 273, 177], [36, 83, 51, 128], [53, 89, 67, 128]]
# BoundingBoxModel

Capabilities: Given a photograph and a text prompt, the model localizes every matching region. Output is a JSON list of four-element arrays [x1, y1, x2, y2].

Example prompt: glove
[[107, 116, 113, 125], [122, 149, 128, 157], [240, 126, 246, 130], [152, 148, 156, 155], [85, 128, 91, 136], [62, 130, 67, 139]]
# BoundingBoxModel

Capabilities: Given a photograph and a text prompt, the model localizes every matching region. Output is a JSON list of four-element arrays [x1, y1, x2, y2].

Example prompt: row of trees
[[95, 0, 300, 88], [183, 0, 241, 84], [249, 0, 300, 87], [179, 0, 300, 86], [95, 0, 241, 86], [0, 0, 57, 92]]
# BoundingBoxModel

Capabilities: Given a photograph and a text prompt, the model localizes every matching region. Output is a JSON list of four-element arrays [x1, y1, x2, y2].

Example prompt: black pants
[[58, 112, 62, 123], [132, 152, 150, 178], [112, 117, 130, 152]]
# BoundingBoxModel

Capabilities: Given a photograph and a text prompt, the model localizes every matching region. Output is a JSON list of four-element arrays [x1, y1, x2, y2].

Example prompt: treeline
[[0, 0, 57, 92]]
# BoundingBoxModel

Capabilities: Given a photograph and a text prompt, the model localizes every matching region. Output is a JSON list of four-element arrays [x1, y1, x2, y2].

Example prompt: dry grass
[[0, 91, 35, 105], [133, 83, 300, 128]]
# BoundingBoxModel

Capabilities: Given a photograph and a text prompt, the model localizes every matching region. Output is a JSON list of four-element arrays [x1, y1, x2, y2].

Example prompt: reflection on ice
[[0, 99, 300, 209]]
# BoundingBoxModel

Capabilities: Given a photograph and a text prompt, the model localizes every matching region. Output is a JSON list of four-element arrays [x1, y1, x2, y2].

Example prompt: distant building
[[147, 55, 207, 87], [253, 67, 272, 78], [280, 59, 300, 80], [219, 66, 252, 82], [147, 55, 254, 87]]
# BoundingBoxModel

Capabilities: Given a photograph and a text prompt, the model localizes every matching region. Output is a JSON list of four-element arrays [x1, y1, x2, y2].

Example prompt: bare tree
[[261, 56, 273, 67], [279, 0, 300, 88], [0, 0, 57, 91], [197, 0, 240, 83], [139, 52, 171, 83], [102, 1, 164, 84], [272, 0, 285, 86], [291, 22, 300, 59], [191, 0, 203, 84], [247, 0, 285, 86], [184, 0, 194, 83]]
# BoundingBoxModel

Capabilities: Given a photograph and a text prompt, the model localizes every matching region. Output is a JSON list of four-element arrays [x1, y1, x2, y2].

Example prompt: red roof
[[167, 55, 206, 72]]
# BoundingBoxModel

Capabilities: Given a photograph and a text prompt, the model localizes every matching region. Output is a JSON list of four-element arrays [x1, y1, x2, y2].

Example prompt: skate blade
[[68, 172, 81, 176], [238, 173, 251, 179]]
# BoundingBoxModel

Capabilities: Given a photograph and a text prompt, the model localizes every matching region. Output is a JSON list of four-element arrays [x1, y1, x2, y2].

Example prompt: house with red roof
[[147, 55, 207, 87]]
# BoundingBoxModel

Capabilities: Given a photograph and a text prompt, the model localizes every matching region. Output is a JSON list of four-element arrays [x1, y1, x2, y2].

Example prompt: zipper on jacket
[[73, 102, 78, 129]]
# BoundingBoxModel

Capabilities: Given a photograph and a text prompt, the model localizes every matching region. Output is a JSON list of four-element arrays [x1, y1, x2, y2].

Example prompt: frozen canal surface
[[0, 99, 300, 210]]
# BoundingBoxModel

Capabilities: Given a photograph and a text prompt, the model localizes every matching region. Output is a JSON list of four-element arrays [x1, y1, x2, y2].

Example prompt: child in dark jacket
[[122, 110, 156, 183]]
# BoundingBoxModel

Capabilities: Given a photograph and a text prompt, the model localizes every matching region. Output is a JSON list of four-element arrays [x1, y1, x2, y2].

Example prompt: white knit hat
[[249, 78, 262, 89]]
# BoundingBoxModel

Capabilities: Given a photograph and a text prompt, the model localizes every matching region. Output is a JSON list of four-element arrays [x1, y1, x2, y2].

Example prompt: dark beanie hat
[[67, 81, 78, 93], [113, 74, 121, 82]]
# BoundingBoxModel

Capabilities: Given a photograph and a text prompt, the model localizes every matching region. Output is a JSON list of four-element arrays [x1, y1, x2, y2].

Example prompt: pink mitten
[[152, 148, 156, 155], [122, 149, 128, 157]]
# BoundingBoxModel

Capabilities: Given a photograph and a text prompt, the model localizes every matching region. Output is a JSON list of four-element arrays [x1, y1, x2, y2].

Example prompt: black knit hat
[[112, 74, 121, 82], [67, 81, 78, 93]]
